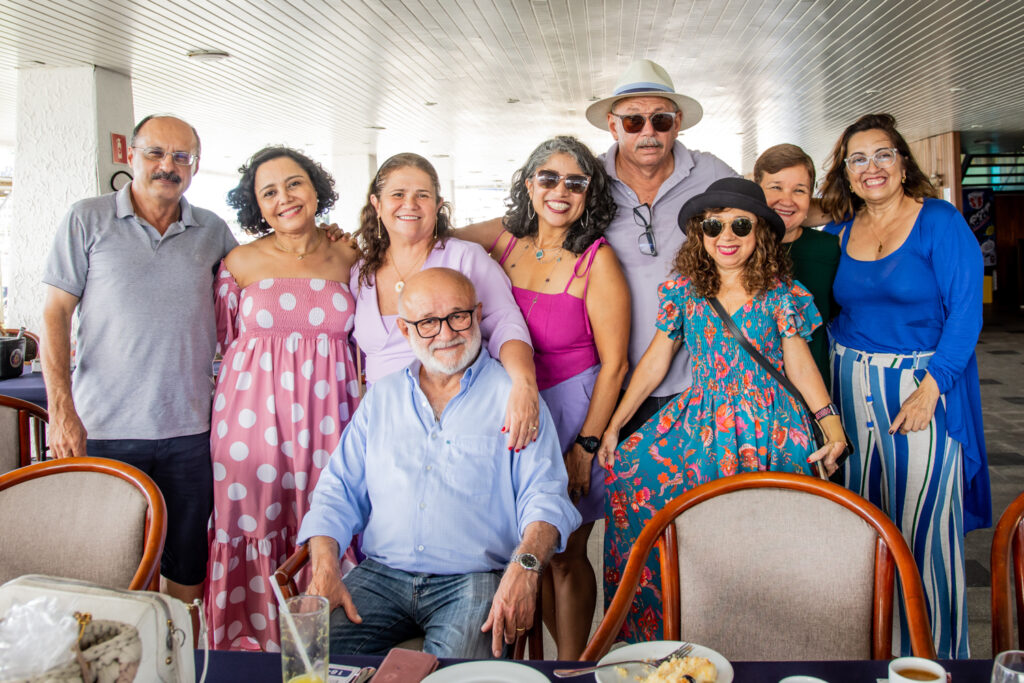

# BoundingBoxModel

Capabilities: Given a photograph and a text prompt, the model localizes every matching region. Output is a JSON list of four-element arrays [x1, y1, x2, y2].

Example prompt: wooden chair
[[583, 472, 935, 661], [0, 456, 166, 590], [0, 328, 40, 362], [992, 490, 1024, 652], [274, 545, 544, 659], [0, 395, 49, 474]]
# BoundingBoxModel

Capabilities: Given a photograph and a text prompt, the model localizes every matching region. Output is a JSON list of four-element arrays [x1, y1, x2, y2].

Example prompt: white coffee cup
[[30, 359, 42, 373], [888, 656, 946, 682]]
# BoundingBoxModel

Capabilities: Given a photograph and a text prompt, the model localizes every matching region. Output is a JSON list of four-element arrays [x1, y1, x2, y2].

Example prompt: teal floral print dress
[[604, 275, 822, 642]]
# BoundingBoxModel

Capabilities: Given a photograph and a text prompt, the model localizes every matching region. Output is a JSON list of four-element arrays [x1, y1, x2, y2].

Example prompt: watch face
[[517, 553, 539, 570], [576, 435, 600, 453]]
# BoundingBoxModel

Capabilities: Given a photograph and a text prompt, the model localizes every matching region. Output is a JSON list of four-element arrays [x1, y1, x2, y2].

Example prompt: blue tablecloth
[[0, 368, 46, 409], [194, 650, 994, 682]]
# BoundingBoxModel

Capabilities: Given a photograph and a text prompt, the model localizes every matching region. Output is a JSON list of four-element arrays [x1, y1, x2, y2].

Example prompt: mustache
[[429, 337, 466, 352], [150, 170, 182, 183], [635, 137, 663, 149]]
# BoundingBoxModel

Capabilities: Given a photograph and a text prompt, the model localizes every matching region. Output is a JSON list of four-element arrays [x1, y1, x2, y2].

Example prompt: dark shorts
[[86, 431, 213, 585]]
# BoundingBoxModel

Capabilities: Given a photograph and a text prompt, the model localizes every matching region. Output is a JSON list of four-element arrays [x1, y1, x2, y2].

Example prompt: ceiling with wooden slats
[[2, 0, 1023, 196]]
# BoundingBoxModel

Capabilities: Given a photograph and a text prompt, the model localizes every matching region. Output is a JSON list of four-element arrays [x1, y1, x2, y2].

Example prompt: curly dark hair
[[674, 209, 792, 299], [502, 136, 617, 254], [819, 113, 937, 223], [227, 146, 338, 236], [353, 153, 454, 288]]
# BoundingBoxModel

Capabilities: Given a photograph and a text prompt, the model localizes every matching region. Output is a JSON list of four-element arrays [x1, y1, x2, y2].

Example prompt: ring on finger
[[515, 627, 526, 632], [529, 425, 538, 431]]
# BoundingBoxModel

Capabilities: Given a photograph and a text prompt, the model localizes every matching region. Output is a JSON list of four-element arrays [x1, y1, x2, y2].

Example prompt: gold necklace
[[273, 230, 322, 260], [391, 250, 428, 293]]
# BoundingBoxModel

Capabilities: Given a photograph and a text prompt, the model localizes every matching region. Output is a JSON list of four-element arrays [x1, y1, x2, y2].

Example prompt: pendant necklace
[[273, 230, 322, 260], [391, 251, 428, 293], [516, 238, 566, 321]]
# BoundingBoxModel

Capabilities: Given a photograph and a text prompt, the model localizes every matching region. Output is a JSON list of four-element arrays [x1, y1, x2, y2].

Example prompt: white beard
[[412, 324, 482, 376]]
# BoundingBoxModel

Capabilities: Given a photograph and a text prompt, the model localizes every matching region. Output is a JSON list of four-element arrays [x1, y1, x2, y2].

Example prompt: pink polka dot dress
[[205, 263, 361, 651]]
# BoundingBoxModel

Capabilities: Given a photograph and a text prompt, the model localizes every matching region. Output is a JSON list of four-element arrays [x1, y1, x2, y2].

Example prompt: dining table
[[194, 650, 995, 682], [0, 367, 46, 409]]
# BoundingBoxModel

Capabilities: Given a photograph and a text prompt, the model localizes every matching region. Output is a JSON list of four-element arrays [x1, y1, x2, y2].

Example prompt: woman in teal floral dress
[[598, 178, 848, 642]]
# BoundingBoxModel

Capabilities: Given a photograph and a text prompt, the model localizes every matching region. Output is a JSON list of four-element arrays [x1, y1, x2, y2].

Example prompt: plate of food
[[422, 660, 549, 682], [594, 640, 733, 683]]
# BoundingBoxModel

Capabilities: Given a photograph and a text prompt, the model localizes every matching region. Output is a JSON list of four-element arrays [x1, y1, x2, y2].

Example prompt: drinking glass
[[993, 651, 1024, 683], [280, 595, 329, 683]]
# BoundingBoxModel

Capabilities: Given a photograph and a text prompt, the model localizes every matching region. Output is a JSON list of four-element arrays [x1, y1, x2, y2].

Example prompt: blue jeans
[[330, 558, 502, 658]]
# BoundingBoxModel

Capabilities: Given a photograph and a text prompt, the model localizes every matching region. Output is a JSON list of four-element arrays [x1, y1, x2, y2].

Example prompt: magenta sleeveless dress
[[498, 236, 606, 523]]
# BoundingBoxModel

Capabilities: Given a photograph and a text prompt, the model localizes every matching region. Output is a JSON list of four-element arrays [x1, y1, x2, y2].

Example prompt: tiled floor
[[562, 314, 1024, 659]]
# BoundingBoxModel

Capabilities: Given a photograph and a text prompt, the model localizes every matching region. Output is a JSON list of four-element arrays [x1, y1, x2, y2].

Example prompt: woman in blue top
[[819, 113, 990, 659]]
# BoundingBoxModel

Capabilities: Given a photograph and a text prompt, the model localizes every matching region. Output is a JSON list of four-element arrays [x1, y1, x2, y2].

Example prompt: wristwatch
[[511, 552, 542, 573], [575, 434, 600, 454], [814, 403, 840, 420]]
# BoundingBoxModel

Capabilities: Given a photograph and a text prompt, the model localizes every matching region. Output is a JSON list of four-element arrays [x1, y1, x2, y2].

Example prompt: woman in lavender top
[[350, 153, 539, 450]]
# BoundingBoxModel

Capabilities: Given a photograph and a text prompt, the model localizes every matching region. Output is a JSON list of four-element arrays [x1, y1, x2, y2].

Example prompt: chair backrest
[[0, 457, 166, 590], [0, 395, 49, 474], [992, 490, 1024, 652], [583, 472, 935, 661], [0, 328, 40, 362]]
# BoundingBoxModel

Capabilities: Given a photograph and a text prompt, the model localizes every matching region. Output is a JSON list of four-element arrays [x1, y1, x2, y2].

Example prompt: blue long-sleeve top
[[297, 348, 581, 574], [825, 198, 990, 532]]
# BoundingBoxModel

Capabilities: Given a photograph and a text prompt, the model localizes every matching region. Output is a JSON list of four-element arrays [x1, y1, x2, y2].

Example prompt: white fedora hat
[[585, 59, 703, 132]]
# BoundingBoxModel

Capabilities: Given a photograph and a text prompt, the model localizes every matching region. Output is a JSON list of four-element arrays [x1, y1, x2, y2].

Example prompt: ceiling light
[[433, 154, 450, 158], [506, 98, 520, 104], [589, 96, 600, 102], [424, 101, 437, 106], [969, 124, 983, 129], [865, 88, 881, 94], [975, 139, 993, 145], [186, 49, 230, 61], [365, 125, 386, 130], [949, 86, 964, 93]]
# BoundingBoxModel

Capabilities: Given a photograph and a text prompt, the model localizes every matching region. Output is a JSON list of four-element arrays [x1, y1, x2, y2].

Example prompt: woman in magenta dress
[[476, 136, 629, 659], [205, 147, 361, 651], [598, 178, 848, 642]]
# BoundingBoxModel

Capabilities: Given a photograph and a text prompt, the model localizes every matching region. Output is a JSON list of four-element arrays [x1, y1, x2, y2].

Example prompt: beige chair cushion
[[675, 488, 877, 661], [0, 471, 148, 588], [0, 409, 21, 475]]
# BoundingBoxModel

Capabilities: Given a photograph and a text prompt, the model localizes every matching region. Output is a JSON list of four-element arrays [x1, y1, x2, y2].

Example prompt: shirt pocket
[[442, 434, 506, 499]]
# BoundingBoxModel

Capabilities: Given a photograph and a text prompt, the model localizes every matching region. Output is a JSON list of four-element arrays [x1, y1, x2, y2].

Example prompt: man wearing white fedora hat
[[584, 59, 737, 433], [461, 59, 735, 433]]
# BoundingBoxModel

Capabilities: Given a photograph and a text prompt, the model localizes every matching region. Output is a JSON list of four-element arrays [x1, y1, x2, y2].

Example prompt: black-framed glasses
[[401, 308, 475, 339], [610, 111, 677, 134], [634, 203, 657, 256], [844, 147, 900, 171], [701, 216, 754, 238], [534, 170, 591, 194], [132, 146, 198, 166]]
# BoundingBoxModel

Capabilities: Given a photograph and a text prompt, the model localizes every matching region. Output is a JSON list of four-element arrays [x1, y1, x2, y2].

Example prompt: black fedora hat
[[677, 177, 785, 241]]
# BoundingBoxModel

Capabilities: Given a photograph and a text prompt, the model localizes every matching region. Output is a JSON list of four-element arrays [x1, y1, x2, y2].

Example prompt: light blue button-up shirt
[[298, 349, 581, 575]]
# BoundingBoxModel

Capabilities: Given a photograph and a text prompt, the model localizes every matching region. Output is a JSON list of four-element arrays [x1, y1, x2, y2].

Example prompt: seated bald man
[[298, 267, 580, 658]]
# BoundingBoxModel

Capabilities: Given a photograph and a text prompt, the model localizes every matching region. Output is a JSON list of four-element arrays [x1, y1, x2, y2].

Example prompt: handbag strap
[[708, 296, 813, 417]]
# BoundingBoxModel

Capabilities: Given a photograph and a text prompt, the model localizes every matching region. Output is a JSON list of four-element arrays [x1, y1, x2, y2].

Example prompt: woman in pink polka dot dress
[[205, 147, 361, 651]]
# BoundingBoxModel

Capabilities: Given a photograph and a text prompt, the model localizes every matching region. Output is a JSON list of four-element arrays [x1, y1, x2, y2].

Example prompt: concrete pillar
[[5, 66, 134, 333], [908, 131, 962, 210]]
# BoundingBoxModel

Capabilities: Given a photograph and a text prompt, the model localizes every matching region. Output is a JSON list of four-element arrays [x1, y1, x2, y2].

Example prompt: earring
[[527, 204, 536, 222], [377, 215, 383, 239], [581, 208, 590, 230]]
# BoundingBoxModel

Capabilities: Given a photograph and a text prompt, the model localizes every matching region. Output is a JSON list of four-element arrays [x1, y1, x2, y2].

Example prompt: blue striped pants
[[831, 341, 968, 658]]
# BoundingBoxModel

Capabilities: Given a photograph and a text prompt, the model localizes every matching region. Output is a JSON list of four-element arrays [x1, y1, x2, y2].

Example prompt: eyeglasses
[[634, 204, 657, 256], [844, 147, 900, 171], [533, 170, 591, 194], [401, 308, 476, 339], [132, 146, 199, 166], [610, 111, 677, 134], [701, 217, 754, 238]]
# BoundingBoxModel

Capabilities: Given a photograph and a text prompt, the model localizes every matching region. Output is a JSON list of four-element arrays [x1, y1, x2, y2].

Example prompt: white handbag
[[0, 575, 200, 683]]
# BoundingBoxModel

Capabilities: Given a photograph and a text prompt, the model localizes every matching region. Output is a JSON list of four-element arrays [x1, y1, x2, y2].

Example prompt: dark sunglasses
[[610, 111, 676, 134], [701, 217, 754, 238], [534, 169, 591, 194]]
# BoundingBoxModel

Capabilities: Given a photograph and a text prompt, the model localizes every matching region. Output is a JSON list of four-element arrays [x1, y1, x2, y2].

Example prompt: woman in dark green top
[[754, 144, 840, 389]]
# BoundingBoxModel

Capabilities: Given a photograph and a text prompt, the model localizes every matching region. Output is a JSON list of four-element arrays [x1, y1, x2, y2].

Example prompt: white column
[[327, 153, 376, 232], [5, 66, 134, 333]]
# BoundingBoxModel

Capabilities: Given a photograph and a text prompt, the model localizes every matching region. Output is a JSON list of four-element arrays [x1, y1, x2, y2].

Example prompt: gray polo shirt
[[601, 140, 737, 397], [43, 184, 237, 440]]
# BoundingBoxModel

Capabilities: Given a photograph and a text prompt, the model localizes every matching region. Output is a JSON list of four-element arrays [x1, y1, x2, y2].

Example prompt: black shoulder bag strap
[[707, 297, 851, 473]]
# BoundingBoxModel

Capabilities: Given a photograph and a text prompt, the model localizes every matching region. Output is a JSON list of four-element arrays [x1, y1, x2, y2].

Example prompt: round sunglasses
[[533, 169, 591, 194], [610, 111, 677, 134], [701, 216, 754, 238]]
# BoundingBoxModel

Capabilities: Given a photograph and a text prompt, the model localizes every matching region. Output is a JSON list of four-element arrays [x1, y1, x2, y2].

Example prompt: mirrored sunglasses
[[611, 112, 676, 134], [701, 216, 754, 238], [534, 170, 591, 194]]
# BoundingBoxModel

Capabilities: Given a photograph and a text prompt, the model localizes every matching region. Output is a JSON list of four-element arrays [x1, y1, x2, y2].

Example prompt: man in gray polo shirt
[[41, 114, 237, 607]]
